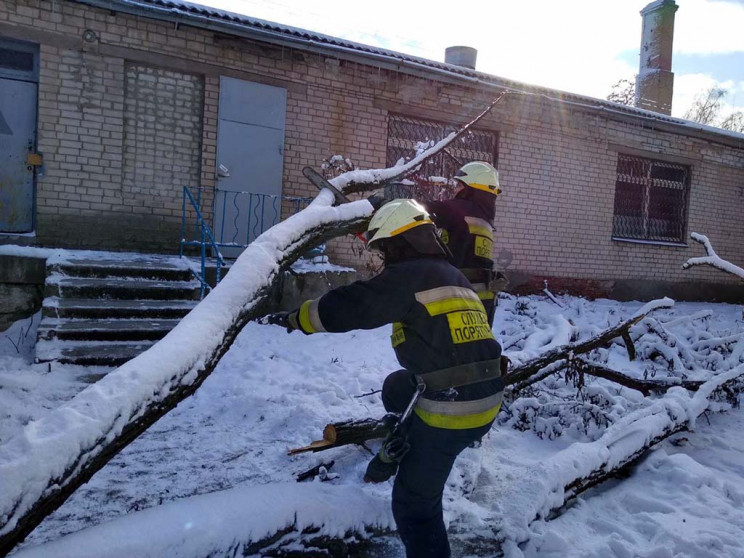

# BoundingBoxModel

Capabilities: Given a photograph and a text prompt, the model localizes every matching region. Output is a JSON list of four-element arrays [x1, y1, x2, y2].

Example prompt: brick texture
[[1, 0, 742, 293]]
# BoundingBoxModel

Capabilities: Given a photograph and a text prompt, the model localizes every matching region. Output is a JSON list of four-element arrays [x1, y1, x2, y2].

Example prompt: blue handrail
[[181, 187, 316, 298], [180, 186, 226, 299]]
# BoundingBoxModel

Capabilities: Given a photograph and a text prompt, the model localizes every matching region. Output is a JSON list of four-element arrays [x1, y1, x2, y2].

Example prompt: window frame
[[0, 37, 39, 83], [611, 153, 692, 246]]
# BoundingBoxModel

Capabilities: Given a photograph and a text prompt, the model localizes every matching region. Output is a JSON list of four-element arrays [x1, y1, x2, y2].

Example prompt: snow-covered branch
[[461, 363, 744, 555], [331, 93, 508, 194], [682, 232, 744, 280], [0, 192, 372, 556]]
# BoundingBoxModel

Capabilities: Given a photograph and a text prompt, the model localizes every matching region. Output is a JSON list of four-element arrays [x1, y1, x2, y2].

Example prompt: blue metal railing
[[180, 186, 315, 298], [213, 188, 312, 247], [180, 186, 226, 299]]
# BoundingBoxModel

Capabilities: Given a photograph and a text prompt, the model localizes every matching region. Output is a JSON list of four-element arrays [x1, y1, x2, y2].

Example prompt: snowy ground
[[2, 294, 743, 557]]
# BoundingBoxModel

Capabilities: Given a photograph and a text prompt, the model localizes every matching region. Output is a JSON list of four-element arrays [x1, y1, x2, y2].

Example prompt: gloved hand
[[263, 310, 299, 333], [381, 434, 410, 462], [363, 454, 399, 483], [363, 433, 410, 483], [366, 194, 388, 210]]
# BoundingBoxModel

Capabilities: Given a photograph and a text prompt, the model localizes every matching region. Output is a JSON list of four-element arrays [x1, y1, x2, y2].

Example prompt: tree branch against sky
[[192, 0, 744, 119]]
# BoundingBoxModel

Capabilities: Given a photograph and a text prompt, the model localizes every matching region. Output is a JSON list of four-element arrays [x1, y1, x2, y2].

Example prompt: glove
[[381, 434, 410, 462], [363, 433, 410, 483], [264, 310, 299, 333], [363, 454, 399, 483], [366, 194, 388, 210]]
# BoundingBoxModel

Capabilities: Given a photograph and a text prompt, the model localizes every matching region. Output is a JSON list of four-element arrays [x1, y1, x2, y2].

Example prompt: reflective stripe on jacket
[[295, 257, 503, 429]]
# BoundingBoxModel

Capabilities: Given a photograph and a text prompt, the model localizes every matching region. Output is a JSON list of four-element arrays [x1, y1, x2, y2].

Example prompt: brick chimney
[[635, 0, 678, 115]]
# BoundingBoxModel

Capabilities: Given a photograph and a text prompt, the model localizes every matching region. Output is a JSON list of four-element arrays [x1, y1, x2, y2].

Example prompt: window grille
[[612, 154, 690, 243], [385, 114, 498, 201]]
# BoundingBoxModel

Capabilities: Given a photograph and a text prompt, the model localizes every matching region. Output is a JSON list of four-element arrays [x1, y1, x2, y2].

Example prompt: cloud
[[674, 0, 744, 55]]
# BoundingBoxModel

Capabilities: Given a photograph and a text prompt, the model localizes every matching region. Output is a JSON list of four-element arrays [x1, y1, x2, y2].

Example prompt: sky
[[188, 0, 744, 121]]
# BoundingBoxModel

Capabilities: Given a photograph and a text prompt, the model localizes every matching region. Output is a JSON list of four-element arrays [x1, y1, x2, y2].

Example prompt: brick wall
[[122, 63, 204, 241], [1, 0, 742, 295]]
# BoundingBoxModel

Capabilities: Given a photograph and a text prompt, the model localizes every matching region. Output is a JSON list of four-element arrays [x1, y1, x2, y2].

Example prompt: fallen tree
[[456, 363, 744, 556], [0, 97, 508, 556], [14, 364, 744, 558]]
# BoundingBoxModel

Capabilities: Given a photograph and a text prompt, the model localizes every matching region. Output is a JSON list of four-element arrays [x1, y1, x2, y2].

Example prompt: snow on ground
[[2, 294, 744, 557]]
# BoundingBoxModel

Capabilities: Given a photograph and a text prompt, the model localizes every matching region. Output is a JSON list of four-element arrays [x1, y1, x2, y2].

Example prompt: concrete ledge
[[0, 255, 46, 331], [277, 268, 357, 311], [0, 255, 46, 284]]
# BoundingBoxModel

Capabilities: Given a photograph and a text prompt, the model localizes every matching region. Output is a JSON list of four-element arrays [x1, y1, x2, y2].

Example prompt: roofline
[[72, 0, 744, 150]]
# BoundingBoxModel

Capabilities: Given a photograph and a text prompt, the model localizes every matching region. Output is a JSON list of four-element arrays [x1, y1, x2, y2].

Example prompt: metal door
[[0, 40, 39, 234], [214, 77, 286, 257]]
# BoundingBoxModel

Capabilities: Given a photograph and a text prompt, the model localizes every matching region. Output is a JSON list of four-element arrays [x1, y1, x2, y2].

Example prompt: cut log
[[457, 364, 744, 557], [0, 213, 371, 557], [289, 419, 388, 455]]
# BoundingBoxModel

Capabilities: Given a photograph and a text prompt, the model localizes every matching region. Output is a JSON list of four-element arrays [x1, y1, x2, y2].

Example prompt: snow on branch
[[10, 483, 394, 558], [682, 232, 744, 281], [461, 363, 744, 555], [0, 192, 373, 556], [331, 93, 509, 195]]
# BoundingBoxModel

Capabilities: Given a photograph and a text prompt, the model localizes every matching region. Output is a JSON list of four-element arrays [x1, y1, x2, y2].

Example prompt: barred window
[[385, 114, 498, 201], [612, 154, 690, 243]]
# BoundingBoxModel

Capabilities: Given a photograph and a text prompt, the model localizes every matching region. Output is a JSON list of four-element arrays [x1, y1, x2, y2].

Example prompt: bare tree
[[720, 111, 744, 133], [684, 87, 727, 126], [606, 78, 636, 106]]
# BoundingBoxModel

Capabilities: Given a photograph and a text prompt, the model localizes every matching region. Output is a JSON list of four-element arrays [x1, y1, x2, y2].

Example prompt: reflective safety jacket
[[425, 196, 497, 323], [295, 257, 504, 430]]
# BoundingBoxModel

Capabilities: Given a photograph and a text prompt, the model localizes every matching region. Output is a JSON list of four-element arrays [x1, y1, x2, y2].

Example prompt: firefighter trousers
[[382, 370, 492, 558]]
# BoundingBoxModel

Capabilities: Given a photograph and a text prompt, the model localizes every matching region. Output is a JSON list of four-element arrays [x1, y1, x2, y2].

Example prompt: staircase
[[35, 255, 201, 367]]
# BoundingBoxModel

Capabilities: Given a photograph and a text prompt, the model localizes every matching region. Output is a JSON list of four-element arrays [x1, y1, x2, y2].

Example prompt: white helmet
[[454, 161, 500, 196]]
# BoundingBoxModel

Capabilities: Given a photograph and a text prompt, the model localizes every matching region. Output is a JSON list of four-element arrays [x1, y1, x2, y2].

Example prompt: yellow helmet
[[364, 199, 433, 251], [454, 161, 500, 196]]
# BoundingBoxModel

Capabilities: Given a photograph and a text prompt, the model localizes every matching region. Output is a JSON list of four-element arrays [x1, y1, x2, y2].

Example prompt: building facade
[[0, 0, 742, 300]]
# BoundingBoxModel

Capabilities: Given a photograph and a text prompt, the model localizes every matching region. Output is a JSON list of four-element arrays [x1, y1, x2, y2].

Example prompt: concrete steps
[[35, 255, 201, 367]]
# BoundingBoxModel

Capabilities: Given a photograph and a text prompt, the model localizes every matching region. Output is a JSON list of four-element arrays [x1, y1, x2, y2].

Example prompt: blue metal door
[[214, 77, 287, 257], [0, 73, 38, 233], [0, 39, 38, 233]]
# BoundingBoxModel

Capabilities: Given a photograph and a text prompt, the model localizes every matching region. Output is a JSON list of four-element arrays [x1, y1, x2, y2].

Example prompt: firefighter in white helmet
[[266, 199, 504, 558], [422, 161, 507, 326]]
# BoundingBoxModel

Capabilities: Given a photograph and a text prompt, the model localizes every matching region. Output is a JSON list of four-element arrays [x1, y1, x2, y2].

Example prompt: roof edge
[[71, 0, 744, 150]]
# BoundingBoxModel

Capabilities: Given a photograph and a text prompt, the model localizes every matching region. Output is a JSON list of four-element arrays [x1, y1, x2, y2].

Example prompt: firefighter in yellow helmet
[[266, 199, 504, 558], [422, 161, 507, 327]]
